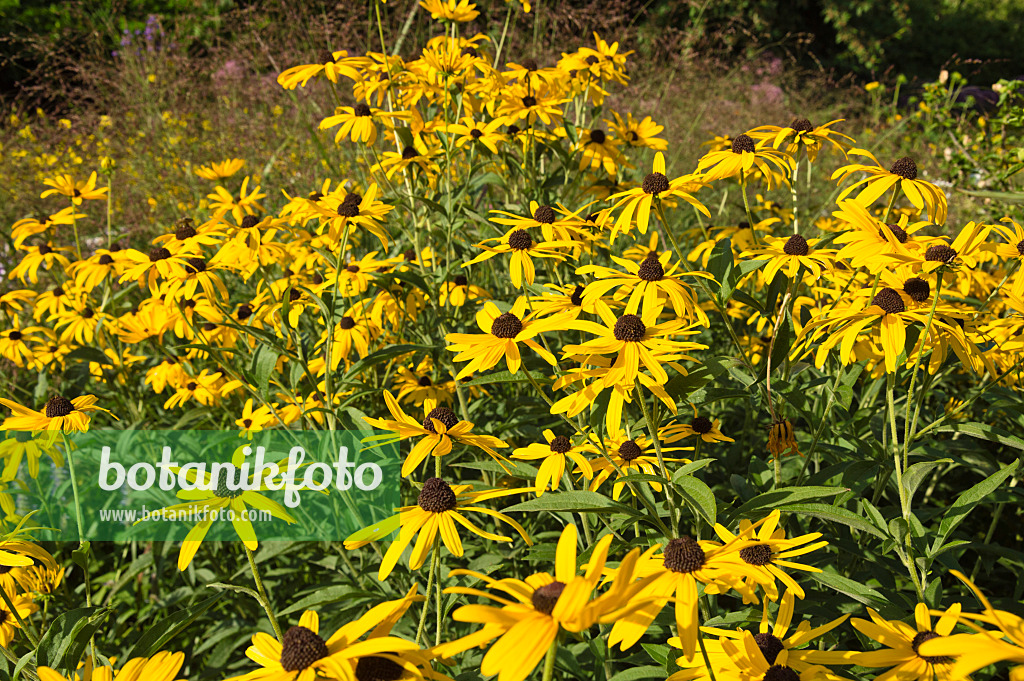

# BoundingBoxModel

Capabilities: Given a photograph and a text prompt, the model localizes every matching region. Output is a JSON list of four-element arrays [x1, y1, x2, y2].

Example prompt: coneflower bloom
[[345, 478, 531, 580], [606, 152, 710, 240], [512, 429, 594, 496], [696, 133, 792, 189], [0, 394, 114, 432], [832, 151, 948, 225], [363, 392, 509, 477]]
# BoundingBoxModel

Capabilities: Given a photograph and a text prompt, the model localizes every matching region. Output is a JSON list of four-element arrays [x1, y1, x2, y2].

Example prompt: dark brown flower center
[[641, 172, 670, 195], [44, 395, 75, 418], [469, 129, 483, 139], [453, 275, 468, 287], [491, 312, 524, 338], [613, 314, 646, 342], [880, 223, 909, 244], [38, 244, 53, 255], [889, 156, 918, 180], [355, 656, 405, 681], [1017, 240, 1024, 256], [872, 287, 906, 315], [81, 307, 94, 319], [754, 632, 785, 665], [637, 253, 664, 281], [8, 331, 22, 341], [149, 247, 171, 262], [618, 439, 642, 461], [280, 626, 329, 672], [339, 316, 356, 330], [911, 630, 953, 665], [521, 95, 537, 108], [417, 375, 432, 387], [569, 285, 584, 307], [690, 416, 713, 434], [237, 304, 253, 320], [508, 229, 533, 251], [354, 103, 372, 117], [925, 244, 957, 263], [740, 542, 773, 566], [214, 475, 244, 498], [422, 408, 458, 434], [402, 145, 419, 159], [185, 257, 206, 274], [731, 134, 755, 154], [789, 118, 813, 133], [418, 477, 458, 512], [531, 581, 566, 615], [904, 277, 930, 302], [186, 382, 198, 391], [533, 205, 556, 224], [663, 536, 706, 573], [549, 435, 572, 453], [346, 264, 360, 273], [175, 220, 197, 240], [338, 193, 362, 218], [240, 215, 260, 230], [763, 665, 800, 681], [99, 254, 115, 265], [589, 129, 606, 145], [783, 234, 809, 256]]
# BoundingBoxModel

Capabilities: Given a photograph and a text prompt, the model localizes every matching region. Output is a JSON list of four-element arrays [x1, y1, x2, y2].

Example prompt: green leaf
[[783, 503, 886, 538], [36, 606, 109, 672], [609, 667, 666, 681], [808, 571, 889, 608], [345, 344, 434, 379], [252, 345, 278, 397], [955, 188, 1024, 204], [503, 491, 641, 517], [706, 238, 734, 304], [672, 459, 715, 478], [727, 486, 847, 521], [675, 475, 717, 526], [902, 459, 953, 507], [65, 347, 112, 365], [124, 594, 222, 660], [462, 370, 553, 386], [935, 460, 1020, 548], [279, 586, 370, 616], [933, 423, 1024, 451]]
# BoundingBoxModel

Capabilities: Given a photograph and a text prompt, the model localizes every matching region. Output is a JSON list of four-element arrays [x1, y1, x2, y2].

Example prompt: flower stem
[[415, 536, 440, 646], [739, 172, 759, 246], [635, 379, 677, 539], [902, 269, 944, 476], [541, 636, 559, 681], [245, 544, 283, 642]]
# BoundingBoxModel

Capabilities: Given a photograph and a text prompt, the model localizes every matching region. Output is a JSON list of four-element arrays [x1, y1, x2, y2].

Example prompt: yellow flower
[[38, 652, 187, 681], [852, 602, 964, 681], [445, 298, 569, 379], [606, 152, 710, 241], [512, 429, 594, 496], [696, 133, 793, 189], [40, 171, 108, 204], [345, 477, 531, 580], [225, 593, 437, 681], [363, 392, 509, 477], [194, 158, 245, 180], [0, 395, 114, 432], [436, 524, 648, 681], [420, 0, 480, 23], [832, 150, 948, 225]]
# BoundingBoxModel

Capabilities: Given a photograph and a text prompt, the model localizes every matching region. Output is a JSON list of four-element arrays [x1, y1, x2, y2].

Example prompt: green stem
[[0, 582, 39, 648], [416, 537, 440, 646], [902, 269, 944, 474], [245, 544, 283, 642], [739, 171, 759, 246], [635, 380, 676, 539], [541, 636, 559, 681]]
